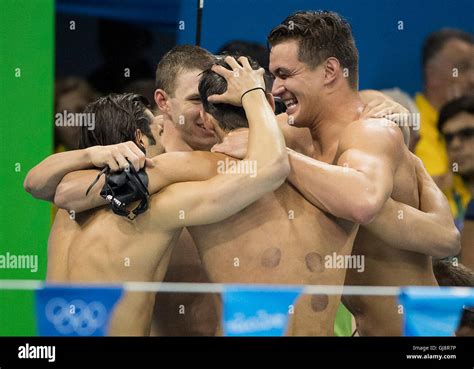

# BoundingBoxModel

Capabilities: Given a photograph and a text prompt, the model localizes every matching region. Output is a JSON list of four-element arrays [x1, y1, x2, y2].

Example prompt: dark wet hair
[[438, 95, 474, 132], [199, 56, 271, 132], [79, 93, 155, 150], [268, 10, 359, 89]]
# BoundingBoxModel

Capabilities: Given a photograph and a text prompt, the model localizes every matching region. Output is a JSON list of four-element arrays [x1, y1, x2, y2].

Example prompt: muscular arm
[[24, 149, 94, 201], [54, 151, 227, 213], [153, 88, 289, 230], [364, 154, 461, 258], [24, 141, 148, 202], [287, 119, 404, 224]]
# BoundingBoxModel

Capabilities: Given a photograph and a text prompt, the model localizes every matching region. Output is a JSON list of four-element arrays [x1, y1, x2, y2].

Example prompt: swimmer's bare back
[[189, 180, 358, 336], [47, 206, 182, 335]]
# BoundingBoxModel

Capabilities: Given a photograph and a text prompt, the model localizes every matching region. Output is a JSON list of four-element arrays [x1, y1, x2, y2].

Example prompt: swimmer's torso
[[47, 206, 181, 335], [189, 182, 359, 335], [343, 148, 438, 336]]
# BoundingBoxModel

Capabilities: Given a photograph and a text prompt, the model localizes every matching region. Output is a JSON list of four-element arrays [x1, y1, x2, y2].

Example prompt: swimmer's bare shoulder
[[337, 118, 405, 161]]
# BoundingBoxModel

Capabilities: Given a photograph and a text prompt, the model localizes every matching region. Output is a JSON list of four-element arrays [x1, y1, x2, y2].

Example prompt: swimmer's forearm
[[147, 151, 224, 194], [54, 170, 107, 212], [24, 149, 93, 201], [366, 198, 460, 258], [244, 90, 288, 168], [286, 149, 390, 225], [406, 154, 460, 256]]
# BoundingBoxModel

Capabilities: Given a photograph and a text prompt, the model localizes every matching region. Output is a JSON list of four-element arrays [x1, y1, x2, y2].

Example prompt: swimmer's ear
[[265, 92, 276, 112], [134, 129, 145, 149], [154, 89, 170, 113], [323, 57, 340, 86]]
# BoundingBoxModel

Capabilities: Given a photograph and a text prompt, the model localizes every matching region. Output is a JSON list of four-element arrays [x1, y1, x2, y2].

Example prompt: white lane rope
[[0, 279, 411, 296]]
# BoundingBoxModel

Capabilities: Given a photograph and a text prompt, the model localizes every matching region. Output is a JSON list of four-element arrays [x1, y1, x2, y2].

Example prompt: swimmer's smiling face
[[270, 40, 326, 127], [167, 69, 219, 150]]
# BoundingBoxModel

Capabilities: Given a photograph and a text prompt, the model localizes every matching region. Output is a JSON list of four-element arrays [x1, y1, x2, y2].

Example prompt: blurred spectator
[[438, 95, 474, 268], [217, 40, 269, 70], [55, 77, 99, 151], [415, 29, 474, 221], [381, 88, 420, 152], [88, 19, 154, 94]]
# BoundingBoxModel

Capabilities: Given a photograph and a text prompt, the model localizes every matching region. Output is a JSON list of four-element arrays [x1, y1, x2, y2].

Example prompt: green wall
[[0, 0, 54, 335]]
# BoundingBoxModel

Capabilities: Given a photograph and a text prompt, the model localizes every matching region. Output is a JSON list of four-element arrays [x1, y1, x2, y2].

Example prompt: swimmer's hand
[[86, 141, 154, 172], [360, 94, 410, 124], [360, 94, 411, 146], [211, 128, 249, 159], [207, 56, 265, 106]]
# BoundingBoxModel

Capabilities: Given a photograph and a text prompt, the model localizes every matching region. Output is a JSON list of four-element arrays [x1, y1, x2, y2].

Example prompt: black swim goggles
[[85, 159, 150, 220]]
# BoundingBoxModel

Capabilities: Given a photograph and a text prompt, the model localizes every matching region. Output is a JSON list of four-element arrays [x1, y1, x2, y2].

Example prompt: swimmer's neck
[[308, 90, 364, 157]]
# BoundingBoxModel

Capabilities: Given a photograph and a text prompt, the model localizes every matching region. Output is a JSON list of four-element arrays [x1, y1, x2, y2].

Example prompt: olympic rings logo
[[44, 298, 108, 336]]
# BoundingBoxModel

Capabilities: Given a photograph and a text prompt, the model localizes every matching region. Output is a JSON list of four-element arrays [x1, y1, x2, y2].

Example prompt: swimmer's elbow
[[433, 227, 461, 259], [266, 155, 290, 190], [351, 209, 377, 225], [350, 198, 381, 225], [23, 169, 52, 201], [23, 173, 33, 194], [53, 182, 74, 212]]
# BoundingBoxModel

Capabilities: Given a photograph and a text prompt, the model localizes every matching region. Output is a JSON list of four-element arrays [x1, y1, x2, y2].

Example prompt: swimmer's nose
[[271, 78, 285, 97], [199, 110, 215, 131]]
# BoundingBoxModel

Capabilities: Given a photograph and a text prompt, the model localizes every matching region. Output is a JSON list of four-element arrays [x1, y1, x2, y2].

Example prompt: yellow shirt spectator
[[415, 93, 471, 220]]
